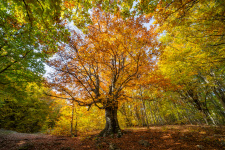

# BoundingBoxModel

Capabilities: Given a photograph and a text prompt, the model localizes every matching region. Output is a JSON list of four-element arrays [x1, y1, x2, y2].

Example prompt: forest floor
[[0, 125, 225, 150]]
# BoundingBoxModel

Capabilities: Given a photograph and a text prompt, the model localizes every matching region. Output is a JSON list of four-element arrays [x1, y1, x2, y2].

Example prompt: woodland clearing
[[0, 125, 225, 150]]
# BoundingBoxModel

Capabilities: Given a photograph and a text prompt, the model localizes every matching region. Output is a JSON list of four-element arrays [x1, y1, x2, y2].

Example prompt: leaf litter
[[0, 125, 224, 150]]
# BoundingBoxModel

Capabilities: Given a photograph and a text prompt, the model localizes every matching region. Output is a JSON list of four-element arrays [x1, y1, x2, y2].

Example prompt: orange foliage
[[47, 7, 159, 109]]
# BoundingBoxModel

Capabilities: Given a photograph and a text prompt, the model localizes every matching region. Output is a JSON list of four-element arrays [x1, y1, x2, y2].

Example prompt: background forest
[[0, 0, 225, 137]]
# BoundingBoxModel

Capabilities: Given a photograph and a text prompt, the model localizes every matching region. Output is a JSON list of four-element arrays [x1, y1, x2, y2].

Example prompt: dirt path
[[0, 125, 225, 150]]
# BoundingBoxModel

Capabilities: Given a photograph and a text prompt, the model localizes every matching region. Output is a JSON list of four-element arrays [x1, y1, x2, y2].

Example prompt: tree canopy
[[46, 7, 159, 137]]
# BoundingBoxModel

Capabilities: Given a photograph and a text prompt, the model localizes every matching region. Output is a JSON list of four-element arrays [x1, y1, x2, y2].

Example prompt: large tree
[[47, 7, 158, 137], [0, 0, 156, 100]]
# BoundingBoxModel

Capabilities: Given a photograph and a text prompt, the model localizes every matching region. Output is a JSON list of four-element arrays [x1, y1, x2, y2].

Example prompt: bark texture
[[99, 107, 122, 138]]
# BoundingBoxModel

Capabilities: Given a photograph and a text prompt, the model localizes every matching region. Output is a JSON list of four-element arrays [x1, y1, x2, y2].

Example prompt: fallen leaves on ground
[[0, 125, 224, 150]]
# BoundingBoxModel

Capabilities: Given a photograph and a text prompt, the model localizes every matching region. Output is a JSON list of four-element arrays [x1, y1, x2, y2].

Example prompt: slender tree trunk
[[211, 98, 225, 119], [154, 101, 164, 125], [119, 104, 132, 127], [74, 104, 78, 137], [71, 102, 77, 137], [134, 105, 142, 126], [140, 109, 146, 126], [206, 111, 216, 125], [184, 108, 193, 125], [141, 99, 149, 128], [148, 101, 155, 125], [172, 101, 182, 122], [199, 74, 225, 111], [213, 88, 225, 111], [99, 106, 122, 137], [187, 89, 214, 125], [139, 88, 149, 128], [71, 102, 74, 137]]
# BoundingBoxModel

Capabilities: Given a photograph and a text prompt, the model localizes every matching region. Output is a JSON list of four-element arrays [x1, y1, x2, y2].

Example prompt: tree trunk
[[71, 102, 77, 137], [134, 105, 142, 126], [184, 108, 193, 125], [211, 98, 225, 119], [140, 88, 149, 128], [148, 101, 155, 125], [99, 106, 122, 137], [141, 99, 149, 128], [213, 88, 225, 111], [71, 102, 74, 137], [119, 104, 132, 127]]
